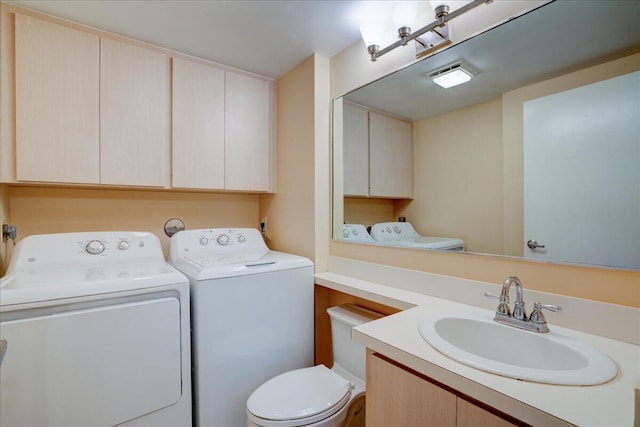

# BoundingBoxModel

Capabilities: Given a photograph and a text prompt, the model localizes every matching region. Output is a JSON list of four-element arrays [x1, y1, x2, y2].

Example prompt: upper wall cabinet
[[171, 57, 225, 190], [343, 105, 413, 199], [100, 38, 169, 187], [369, 111, 413, 198], [15, 14, 100, 184], [171, 59, 275, 192], [225, 72, 274, 192], [7, 11, 274, 193], [343, 103, 369, 197]]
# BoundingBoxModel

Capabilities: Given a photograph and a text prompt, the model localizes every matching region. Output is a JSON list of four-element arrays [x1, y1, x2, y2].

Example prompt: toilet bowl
[[246, 304, 382, 427]]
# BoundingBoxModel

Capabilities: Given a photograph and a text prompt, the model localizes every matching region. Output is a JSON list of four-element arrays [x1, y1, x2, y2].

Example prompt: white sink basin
[[418, 312, 618, 386]]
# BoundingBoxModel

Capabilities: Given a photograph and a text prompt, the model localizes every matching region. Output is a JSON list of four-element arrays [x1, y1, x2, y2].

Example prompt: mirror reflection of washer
[[169, 228, 314, 427], [370, 222, 465, 251], [0, 232, 192, 426]]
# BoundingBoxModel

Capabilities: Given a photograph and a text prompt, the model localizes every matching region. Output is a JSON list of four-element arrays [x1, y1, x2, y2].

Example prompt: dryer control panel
[[6, 231, 164, 271]]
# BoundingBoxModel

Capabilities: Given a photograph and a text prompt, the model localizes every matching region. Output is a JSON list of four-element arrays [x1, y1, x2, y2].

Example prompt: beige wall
[[259, 53, 331, 271], [329, 2, 640, 308], [4, 186, 259, 261], [402, 97, 503, 254], [344, 197, 395, 227]]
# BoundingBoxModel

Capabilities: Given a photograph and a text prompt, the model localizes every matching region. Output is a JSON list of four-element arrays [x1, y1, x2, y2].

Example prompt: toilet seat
[[247, 365, 353, 427]]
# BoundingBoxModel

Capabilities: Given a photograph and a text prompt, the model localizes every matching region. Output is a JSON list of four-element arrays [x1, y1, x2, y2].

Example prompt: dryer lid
[[247, 365, 352, 421]]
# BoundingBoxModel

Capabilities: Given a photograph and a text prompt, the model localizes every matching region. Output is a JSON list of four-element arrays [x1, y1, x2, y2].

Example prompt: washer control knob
[[117, 240, 130, 250], [237, 234, 246, 243], [394, 226, 401, 234], [199, 237, 209, 246], [86, 240, 105, 255], [217, 234, 230, 246], [343, 229, 349, 238], [353, 229, 360, 235]]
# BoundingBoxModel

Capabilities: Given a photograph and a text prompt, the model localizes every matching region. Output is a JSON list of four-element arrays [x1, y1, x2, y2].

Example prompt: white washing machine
[[370, 222, 465, 251], [0, 232, 192, 427], [169, 228, 314, 427]]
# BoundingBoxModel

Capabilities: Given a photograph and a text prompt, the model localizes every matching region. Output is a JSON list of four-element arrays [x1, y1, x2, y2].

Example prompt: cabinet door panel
[[343, 103, 369, 197], [369, 112, 413, 198], [457, 398, 518, 427], [225, 72, 271, 192], [172, 58, 225, 189], [366, 352, 456, 427], [100, 38, 168, 187], [15, 14, 99, 184]]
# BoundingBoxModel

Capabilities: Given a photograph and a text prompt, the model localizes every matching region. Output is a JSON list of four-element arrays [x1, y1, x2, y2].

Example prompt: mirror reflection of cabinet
[[343, 103, 413, 199]]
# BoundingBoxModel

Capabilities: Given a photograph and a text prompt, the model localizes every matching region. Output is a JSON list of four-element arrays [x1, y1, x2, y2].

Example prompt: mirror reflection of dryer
[[342, 224, 376, 243], [370, 222, 465, 252]]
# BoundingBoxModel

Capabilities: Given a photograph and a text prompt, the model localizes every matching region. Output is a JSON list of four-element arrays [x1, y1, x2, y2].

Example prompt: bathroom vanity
[[315, 263, 640, 427]]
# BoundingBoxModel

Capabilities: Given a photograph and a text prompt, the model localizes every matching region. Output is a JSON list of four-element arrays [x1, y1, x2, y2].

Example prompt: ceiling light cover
[[429, 64, 473, 88]]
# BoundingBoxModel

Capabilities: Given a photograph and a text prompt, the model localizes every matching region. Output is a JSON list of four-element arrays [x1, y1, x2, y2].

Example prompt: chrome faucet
[[485, 275, 562, 333]]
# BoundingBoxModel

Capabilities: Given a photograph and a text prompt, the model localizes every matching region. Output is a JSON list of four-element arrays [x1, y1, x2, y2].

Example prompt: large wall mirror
[[332, 0, 640, 270]]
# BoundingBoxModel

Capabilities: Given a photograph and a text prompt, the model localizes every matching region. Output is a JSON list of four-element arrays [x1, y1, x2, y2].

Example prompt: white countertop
[[316, 271, 640, 427]]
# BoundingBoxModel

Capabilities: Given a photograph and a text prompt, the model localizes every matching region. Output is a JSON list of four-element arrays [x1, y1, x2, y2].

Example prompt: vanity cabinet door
[[369, 111, 413, 198], [171, 57, 225, 190], [457, 399, 518, 427], [366, 352, 456, 427], [343, 103, 370, 197], [100, 37, 169, 187], [224, 71, 274, 192], [366, 352, 521, 427], [15, 14, 100, 184]]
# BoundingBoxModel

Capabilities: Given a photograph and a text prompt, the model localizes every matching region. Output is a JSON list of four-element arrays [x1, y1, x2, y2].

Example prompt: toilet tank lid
[[326, 304, 383, 327], [247, 365, 351, 422]]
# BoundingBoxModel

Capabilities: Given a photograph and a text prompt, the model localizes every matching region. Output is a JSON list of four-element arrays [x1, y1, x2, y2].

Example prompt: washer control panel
[[170, 228, 267, 259], [369, 222, 419, 243]]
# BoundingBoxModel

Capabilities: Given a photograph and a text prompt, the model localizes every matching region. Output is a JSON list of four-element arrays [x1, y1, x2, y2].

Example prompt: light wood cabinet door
[[369, 111, 413, 198], [224, 72, 273, 192], [457, 399, 518, 427], [343, 103, 369, 197], [15, 14, 100, 184], [171, 57, 225, 190], [366, 352, 457, 427], [100, 37, 169, 187]]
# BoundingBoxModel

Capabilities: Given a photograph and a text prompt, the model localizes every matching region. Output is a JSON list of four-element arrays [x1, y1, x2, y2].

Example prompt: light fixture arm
[[369, 0, 493, 61]]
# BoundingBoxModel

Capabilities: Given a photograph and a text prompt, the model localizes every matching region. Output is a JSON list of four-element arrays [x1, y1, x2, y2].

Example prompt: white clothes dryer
[[0, 231, 192, 427], [169, 228, 314, 427]]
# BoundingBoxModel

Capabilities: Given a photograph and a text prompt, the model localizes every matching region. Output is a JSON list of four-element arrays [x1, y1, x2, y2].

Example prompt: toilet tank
[[327, 304, 383, 381]]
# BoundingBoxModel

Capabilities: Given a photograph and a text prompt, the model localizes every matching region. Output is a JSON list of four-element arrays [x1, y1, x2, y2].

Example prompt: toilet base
[[341, 394, 366, 427]]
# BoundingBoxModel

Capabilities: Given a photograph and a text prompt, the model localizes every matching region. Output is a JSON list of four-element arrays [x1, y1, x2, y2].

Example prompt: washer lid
[[247, 365, 352, 421]]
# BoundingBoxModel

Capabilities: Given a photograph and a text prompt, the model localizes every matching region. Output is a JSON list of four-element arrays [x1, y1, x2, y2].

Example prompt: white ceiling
[[10, 0, 372, 79]]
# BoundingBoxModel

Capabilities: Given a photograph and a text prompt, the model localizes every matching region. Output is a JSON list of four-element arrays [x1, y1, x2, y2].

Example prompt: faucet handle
[[484, 292, 511, 317], [530, 302, 562, 326], [538, 303, 562, 312]]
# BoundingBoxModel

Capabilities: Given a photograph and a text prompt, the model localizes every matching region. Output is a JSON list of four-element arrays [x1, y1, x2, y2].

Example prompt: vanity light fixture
[[361, 0, 493, 62], [428, 62, 474, 88]]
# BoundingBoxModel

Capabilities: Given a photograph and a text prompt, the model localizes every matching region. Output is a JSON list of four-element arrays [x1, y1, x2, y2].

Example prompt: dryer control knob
[[117, 240, 130, 250], [217, 234, 230, 246], [86, 240, 105, 255], [237, 234, 246, 243], [200, 237, 209, 246]]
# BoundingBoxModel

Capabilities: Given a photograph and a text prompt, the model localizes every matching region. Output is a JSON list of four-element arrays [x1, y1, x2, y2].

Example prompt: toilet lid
[[247, 365, 352, 422]]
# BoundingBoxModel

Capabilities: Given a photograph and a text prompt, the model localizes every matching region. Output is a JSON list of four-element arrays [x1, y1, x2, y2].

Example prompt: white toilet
[[246, 304, 382, 427]]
